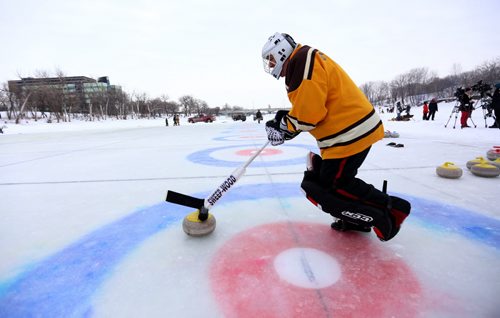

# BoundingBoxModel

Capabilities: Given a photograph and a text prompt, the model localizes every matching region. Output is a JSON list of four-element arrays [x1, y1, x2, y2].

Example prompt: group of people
[[165, 114, 180, 126], [422, 99, 439, 120], [489, 84, 500, 128], [394, 101, 411, 121], [456, 84, 500, 129], [422, 85, 500, 129]]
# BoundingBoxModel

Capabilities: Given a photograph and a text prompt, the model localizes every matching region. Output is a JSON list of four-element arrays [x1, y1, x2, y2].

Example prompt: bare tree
[[179, 95, 197, 116], [108, 89, 127, 119], [375, 81, 390, 105], [0, 83, 11, 119], [197, 99, 209, 114], [473, 58, 500, 84], [149, 98, 163, 118], [222, 103, 232, 114], [164, 100, 179, 116], [130, 92, 149, 118], [390, 73, 410, 104], [405, 67, 430, 105], [15, 91, 32, 124], [360, 82, 375, 104]]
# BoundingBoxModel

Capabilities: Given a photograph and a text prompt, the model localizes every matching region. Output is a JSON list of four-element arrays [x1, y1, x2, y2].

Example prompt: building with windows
[[7, 76, 122, 112]]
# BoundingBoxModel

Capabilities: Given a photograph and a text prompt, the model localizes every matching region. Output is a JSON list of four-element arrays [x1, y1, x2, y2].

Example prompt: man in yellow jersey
[[262, 32, 410, 241]]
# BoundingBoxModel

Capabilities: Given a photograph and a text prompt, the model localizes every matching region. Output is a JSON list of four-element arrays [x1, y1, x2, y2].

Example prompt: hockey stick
[[166, 140, 270, 221]]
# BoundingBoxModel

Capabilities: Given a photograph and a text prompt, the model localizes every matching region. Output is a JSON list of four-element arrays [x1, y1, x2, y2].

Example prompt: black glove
[[265, 110, 299, 146], [274, 110, 289, 123]]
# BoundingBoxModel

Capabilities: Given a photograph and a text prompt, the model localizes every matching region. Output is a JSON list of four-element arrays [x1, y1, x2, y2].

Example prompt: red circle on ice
[[210, 222, 422, 317], [235, 148, 282, 156]]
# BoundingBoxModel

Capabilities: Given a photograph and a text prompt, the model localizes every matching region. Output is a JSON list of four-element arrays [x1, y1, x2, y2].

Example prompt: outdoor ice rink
[[1, 108, 499, 317]]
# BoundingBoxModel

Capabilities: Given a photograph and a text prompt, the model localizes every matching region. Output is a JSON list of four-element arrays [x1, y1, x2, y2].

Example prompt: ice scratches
[[0, 172, 303, 186]]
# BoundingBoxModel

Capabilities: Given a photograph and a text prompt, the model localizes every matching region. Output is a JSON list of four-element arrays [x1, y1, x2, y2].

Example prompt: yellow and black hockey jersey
[[283, 44, 384, 159]]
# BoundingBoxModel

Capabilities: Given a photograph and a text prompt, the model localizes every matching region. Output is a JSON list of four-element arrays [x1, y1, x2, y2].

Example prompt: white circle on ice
[[273, 247, 341, 289]]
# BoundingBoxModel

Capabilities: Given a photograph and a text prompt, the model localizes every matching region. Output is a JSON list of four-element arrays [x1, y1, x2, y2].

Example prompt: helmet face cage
[[262, 54, 280, 78], [262, 32, 296, 79]]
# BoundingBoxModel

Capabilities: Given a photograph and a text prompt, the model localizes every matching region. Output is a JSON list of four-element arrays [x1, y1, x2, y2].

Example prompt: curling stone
[[436, 162, 463, 179], [466, 157, 487, 170], [489, 158, 500, 169], [470, 162, 500, 178], [486, 148, 500, 161], [182, 210, 216, 237]]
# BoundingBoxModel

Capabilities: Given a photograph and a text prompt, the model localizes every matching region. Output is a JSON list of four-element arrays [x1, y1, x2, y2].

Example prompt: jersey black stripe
[[287, 114, 315, 128], [319, 120, 383, 149], [318, 109, 376, 142]]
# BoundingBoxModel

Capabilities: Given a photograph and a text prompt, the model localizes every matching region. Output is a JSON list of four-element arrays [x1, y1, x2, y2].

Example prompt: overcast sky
[[1, 0, 499, 109]]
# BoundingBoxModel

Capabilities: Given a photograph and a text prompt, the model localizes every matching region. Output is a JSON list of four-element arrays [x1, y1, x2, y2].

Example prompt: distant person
[[405, 104, 411, 116], [255, 109, 263, 123], [396, 101, 403, 120], [422, 101, 429, 120], [174, 114, 180, 126], [261, 32, 410, 241], [165, 117, 169, 126], [459, 88, 474, 128], [428, 98, 438, 120], [487, 83, 500, 128]]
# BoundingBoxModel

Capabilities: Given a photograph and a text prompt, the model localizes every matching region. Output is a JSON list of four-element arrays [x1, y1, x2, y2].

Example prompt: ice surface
[[0, 104, 499, 317]]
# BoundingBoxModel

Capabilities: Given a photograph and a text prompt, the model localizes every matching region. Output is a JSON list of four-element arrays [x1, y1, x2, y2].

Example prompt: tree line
[[360, 57, 500, 107], [1, 57, 499, 123]]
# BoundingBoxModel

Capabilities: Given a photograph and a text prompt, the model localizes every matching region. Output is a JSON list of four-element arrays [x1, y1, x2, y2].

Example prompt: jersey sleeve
[[284, 47, 329, 133]]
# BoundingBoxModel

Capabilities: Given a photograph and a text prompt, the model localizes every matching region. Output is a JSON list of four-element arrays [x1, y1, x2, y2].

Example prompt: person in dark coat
[[428, 98, 438, 120], [488, 83, 500, 128], [255, 109, 263, 123], [396, 101, 403, 120]]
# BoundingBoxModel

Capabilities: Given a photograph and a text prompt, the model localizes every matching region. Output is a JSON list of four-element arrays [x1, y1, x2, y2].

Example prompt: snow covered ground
[[0, 103, 499, 317]]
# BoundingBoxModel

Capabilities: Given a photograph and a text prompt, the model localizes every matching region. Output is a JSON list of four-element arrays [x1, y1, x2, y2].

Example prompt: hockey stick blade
[[166, 190, 204, 210]]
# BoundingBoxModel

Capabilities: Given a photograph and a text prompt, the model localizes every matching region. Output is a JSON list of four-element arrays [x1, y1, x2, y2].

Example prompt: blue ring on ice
[[0, 183, 498, 317], [187, 144, 315, 167]]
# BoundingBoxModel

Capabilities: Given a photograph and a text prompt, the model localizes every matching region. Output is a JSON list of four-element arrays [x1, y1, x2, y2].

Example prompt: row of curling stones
[[436, 157, 500, 179], [467, 157, 500, 177], [487, 146, 500, 161], [183, 210, 216, 237]]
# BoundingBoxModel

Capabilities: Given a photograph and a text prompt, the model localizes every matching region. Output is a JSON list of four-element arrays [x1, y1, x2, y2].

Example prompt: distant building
[[7, 76, 122, 112]]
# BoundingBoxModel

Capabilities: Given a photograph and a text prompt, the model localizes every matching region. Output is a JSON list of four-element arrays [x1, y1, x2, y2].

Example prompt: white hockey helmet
[[262, 32, 297, 79]]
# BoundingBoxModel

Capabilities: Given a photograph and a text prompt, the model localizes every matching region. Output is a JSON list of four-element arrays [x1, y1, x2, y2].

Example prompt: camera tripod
[[474, 98, 496, 128], [445, 102, 476, 129]]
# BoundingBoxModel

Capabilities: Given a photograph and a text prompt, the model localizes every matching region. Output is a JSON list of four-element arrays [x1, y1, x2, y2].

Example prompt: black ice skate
[[331, 219, 371, 233]]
